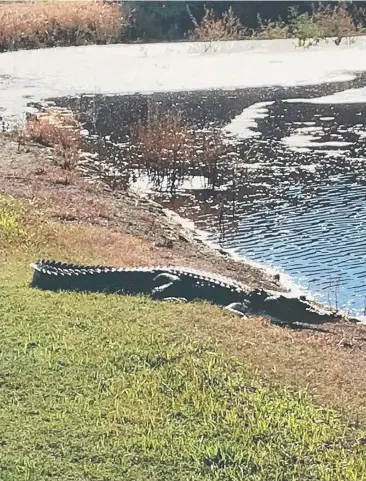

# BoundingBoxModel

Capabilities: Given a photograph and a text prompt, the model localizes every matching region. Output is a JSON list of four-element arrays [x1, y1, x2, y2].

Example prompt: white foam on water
[[1, 37, 366, 122], [284, 86, 366, 104], [282, 134, 353, 149], [130, 174, 210, 195], [282, 123, 353, 150], [237, 162, 264, 170], [222, 101, 274, 139]]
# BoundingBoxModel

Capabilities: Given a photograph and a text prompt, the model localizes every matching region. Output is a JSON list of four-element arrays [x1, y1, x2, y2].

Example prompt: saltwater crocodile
[[29, 259, 348, 330]]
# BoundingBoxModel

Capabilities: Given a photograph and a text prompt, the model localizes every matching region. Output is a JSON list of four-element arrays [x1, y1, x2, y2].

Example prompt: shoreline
[[2, 37, 366, 132], [0, 131, 362, 325]]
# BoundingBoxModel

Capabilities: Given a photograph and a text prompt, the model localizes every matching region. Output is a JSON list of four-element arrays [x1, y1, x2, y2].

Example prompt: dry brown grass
[[187, 5, 246, 42], [45, 223, 165, 268], [0, 1, 123, 51], [184, 313, 366, 425], [26, 108, 82, 170]]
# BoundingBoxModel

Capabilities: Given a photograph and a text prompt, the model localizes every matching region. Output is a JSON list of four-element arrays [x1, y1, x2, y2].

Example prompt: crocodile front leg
[[151, 282, 188, 302], [224, 302, 249, 318], [152, 282, 174, 298], [152, 273, 183, 301]]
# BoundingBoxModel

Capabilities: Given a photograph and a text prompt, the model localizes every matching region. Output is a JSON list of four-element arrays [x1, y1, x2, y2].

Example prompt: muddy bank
[[0, 134, 282, 292]]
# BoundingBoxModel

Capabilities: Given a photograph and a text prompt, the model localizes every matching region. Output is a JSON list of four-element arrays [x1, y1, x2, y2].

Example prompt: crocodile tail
[[29, 259, 124, 293]]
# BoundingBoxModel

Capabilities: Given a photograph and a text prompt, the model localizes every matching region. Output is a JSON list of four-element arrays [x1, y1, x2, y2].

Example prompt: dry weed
[[187, 5, 246, 42], [126, 109, 227, 190], [26, 108, 82, 171], [254, 14, 290, 40], [0, 1, 123, 51], [129, 110, 195, 172], [292, 3, 365, 47]]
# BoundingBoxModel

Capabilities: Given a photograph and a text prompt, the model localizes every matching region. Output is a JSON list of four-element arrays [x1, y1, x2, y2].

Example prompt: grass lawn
[[1, 196, 366, 480]]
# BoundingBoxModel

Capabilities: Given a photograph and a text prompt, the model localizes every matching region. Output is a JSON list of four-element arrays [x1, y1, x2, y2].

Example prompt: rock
[[154, 238, 174, 249]]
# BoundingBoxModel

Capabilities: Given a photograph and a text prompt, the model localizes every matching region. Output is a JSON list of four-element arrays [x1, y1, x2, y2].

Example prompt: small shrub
[[291, 8, 323, 48], [250, 3, 365, 45], [129, 110, 195, 171], [254, 14, 290, 40], [26, 108, 82, 171], [126, 109, 227, 190], [187, 5, 246, 42], [126, 109, 197, 191], [290, 3, 365, 48]]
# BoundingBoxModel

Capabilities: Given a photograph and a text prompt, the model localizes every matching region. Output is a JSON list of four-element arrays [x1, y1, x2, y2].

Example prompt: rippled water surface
[[178, 96, 366, 315], [176, 97, 366, 315]]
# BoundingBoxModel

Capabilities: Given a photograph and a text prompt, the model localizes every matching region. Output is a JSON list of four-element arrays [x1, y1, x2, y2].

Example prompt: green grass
[[0, 260, 365, 481], [1, 197, 366, 480], [0, 196, 28, 244]]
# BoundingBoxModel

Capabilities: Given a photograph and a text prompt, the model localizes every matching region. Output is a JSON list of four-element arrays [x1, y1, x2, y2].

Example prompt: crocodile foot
[[269, 318, 330, 333]]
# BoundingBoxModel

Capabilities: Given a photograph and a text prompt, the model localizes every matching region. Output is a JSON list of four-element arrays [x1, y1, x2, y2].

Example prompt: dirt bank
[[0, 134, 282, 291]]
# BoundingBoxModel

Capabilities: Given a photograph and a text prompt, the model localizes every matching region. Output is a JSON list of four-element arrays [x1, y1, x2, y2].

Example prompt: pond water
[[49, 77, 366, 318], [161, 92, 366, 317]]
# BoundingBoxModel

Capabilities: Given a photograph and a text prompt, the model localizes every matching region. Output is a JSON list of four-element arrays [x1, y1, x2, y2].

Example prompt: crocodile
[[29, 259, 349, 331]]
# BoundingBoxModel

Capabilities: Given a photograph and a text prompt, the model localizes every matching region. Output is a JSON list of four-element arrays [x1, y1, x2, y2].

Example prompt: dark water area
[[48, 75, 366, 316], [50, 73, 366, 134]]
